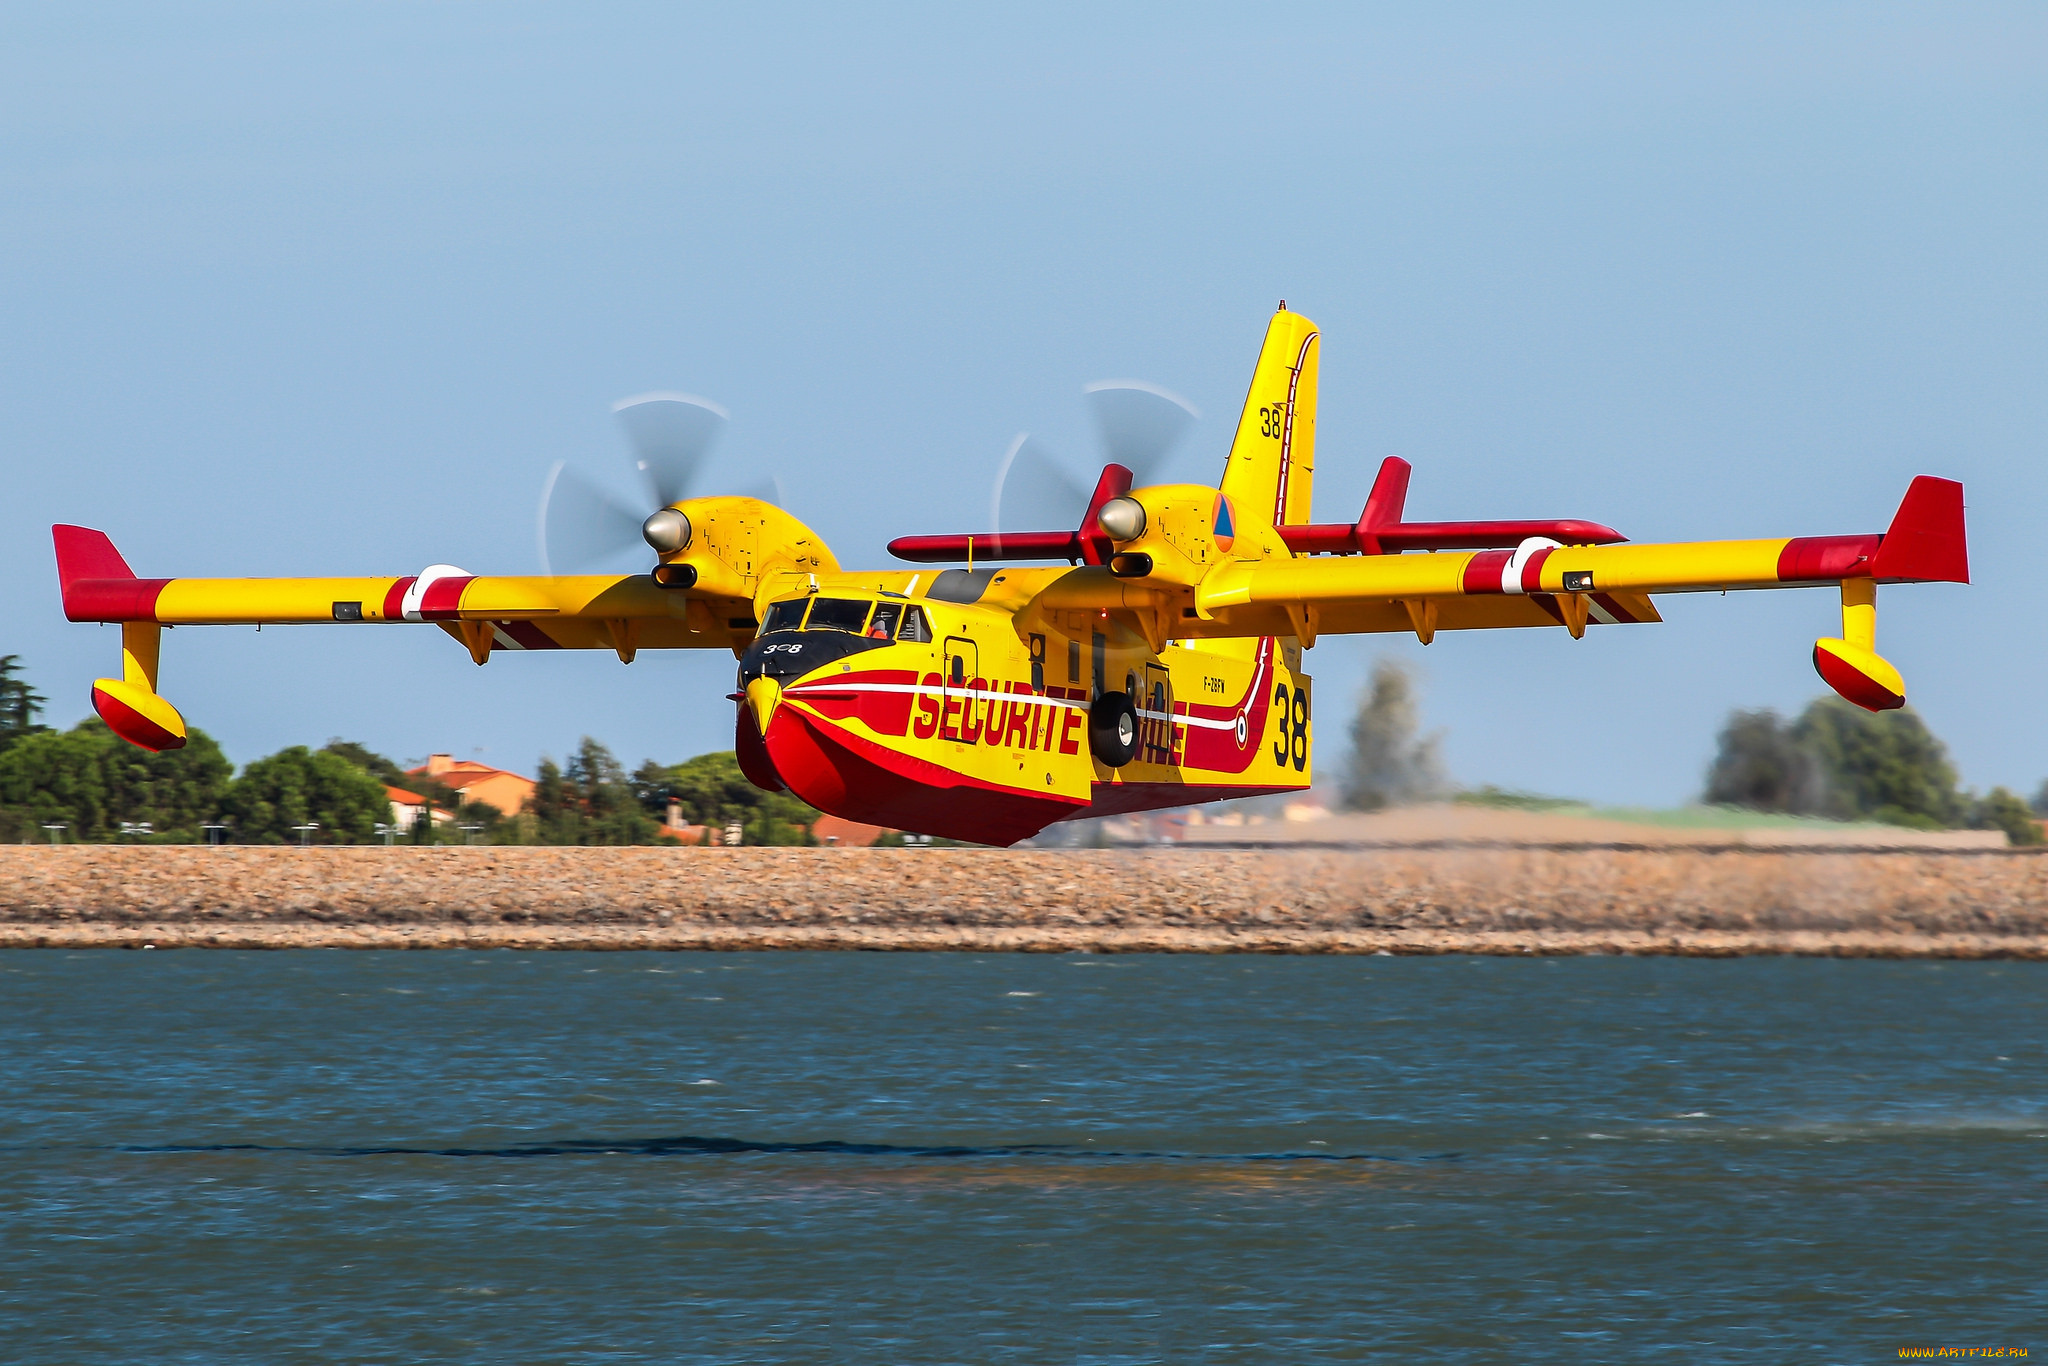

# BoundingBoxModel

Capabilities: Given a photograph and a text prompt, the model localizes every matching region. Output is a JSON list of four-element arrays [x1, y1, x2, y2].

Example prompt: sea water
[[0, 951, 2040, 1363]]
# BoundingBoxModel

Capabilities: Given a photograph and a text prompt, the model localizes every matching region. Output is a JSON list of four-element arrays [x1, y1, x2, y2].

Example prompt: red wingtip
[[53, 525, 136, 586], [52, 525, 166, 622], [1871, 477, 1968, 584]]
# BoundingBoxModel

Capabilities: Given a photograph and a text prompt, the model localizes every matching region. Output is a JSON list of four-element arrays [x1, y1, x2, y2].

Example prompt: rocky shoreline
[[3, 844, 2046, 958]]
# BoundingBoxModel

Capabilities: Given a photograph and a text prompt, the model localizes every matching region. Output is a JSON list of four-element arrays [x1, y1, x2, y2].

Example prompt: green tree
[[0, 727, 107, 842], [0, 656, 48, 753], [635, 750, 819, 845], [1791, 697, 1963, 829], [0, 719, 232, 842], [320, 738, 410, 790], [1971, 787, 2043, 847], [530, 737, 664, 845], [1704, 708, 1822, 813], [1705, 697, 1966, 828], [1341, 659, 1448, 812], [220, 745, 391, 844], [320, 739, 466, 810]]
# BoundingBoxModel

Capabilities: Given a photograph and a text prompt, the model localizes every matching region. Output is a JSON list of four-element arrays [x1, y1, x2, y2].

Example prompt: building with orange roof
[[407, 754, 537, 819], [385, 785, 453, 833]]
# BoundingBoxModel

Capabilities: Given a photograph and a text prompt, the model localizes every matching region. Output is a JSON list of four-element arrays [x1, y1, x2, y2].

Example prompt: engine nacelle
[[652, 497, 837, 604]]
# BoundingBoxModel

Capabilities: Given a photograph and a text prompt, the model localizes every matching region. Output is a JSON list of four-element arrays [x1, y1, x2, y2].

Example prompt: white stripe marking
[[781, 681, 1246, 731], [1501, 538, 1562, 595], [400, 564, 472, 622]]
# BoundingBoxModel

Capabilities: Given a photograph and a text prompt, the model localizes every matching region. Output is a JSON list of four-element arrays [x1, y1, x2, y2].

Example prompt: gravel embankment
[[2, 845, 2046, 957]]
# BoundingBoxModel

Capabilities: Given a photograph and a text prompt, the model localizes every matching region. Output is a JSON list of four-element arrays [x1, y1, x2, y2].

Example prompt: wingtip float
[[51, 305, 1968, 841]]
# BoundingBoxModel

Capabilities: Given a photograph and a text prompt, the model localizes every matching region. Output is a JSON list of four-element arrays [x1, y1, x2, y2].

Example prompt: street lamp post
[[292, 822, 320, 847], [40, 823, 66, 845]]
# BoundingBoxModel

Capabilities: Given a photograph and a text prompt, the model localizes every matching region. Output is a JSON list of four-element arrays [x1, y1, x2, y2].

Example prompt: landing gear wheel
[[1088, 692, 1140, 768]]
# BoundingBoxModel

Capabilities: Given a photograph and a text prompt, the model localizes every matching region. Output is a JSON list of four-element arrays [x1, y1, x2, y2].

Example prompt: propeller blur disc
[[613, 392, 729, 508], [991, 433, 1089, 538], [1081, 380, 1199, 485], [733, 471, 785, 508], [537, 461, 645, 576]]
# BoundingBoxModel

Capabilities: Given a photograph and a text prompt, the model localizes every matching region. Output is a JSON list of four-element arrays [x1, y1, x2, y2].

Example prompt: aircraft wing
[[53, 526, 754, 662], [1192, 476, 1967, 644]]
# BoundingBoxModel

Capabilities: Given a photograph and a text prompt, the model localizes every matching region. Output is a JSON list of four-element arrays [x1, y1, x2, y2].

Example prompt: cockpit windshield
[[803, 598, 872, 634], [761, 600, 808, 635], [867, 602, 902, 640], [757, 595, 931, 641]]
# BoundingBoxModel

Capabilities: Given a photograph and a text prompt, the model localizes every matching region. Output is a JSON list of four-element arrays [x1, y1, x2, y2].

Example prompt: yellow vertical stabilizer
[[1220, 305, 1319, 530]]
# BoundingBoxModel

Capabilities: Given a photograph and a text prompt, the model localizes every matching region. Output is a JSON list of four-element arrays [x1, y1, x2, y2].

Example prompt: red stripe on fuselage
[[763, 701, 1084, 846], [1179, 638, 1277, 774], [785, 668, 921, 736], [382, 578, 415, 620]]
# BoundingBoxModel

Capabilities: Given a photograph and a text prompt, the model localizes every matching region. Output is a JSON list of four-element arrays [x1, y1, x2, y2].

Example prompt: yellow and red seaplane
[[52, 305, 1968, 845]]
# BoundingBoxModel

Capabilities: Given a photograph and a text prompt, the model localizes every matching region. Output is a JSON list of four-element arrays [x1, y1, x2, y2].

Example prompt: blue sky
[[3, 3, 2042, 804]]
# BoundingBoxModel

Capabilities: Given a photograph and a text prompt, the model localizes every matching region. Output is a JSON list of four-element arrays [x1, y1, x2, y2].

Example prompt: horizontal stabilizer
[[1278, 457, 1627, 555], [1279, 518, 1628, 555]]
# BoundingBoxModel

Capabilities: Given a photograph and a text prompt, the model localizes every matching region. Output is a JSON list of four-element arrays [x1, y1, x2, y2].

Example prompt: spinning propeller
[[990, 381, 1199, 539], [536, 392, 783, 575]]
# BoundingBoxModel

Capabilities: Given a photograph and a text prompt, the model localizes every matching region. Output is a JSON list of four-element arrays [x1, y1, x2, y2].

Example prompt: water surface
[[1, 951, 2041, 1362]]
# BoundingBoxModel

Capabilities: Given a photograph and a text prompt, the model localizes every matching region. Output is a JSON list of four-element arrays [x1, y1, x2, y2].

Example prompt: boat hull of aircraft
[[732, 586, 1314, 845]]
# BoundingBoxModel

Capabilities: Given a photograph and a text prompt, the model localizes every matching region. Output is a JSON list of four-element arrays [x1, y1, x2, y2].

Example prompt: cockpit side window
[[804, 598, 872, 634], [867, 602, 902, 640], [762, 600, 808, 634], [898, 606, 932, 643]]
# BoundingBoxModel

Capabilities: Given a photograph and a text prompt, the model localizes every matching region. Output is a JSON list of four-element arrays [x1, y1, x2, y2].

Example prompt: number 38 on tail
[[52, 304, 1968, 846]]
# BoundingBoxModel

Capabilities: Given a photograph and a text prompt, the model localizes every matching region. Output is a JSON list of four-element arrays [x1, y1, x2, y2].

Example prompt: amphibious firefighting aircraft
[[52, 305, 1968, 845]]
